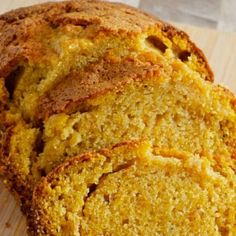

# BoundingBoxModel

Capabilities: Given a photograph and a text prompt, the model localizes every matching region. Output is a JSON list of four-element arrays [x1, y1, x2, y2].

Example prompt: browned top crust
[[38, 57, 162, 119], [0, 0, 213, 80]]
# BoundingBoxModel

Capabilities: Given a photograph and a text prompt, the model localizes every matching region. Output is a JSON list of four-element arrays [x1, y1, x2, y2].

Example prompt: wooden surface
[[0, 2, 236, 236]]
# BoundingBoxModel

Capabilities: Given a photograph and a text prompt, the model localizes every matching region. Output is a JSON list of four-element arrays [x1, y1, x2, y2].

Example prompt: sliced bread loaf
[[0, 0, 235, 214]]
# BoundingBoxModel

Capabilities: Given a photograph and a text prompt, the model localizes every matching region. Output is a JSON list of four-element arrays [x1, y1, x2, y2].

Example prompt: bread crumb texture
[[31, 141, 236, 235], [0, 1, 235, 234]]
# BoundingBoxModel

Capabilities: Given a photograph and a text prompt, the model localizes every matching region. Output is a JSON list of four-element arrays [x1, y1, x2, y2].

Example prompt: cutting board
[[0, 4, 236, 236]]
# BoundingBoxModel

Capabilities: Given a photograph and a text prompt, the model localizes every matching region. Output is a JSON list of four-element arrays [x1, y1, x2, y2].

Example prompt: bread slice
[[0, 0, 234, 209], [31, 140, 236, 235]]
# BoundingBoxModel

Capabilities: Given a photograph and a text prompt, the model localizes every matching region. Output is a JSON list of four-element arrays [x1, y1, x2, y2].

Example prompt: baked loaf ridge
[[0, 0, 235, 211], [31, 140, 236, 235]]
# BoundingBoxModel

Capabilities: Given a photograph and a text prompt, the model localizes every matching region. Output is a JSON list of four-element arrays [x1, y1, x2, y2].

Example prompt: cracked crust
[[0, 0, 213, 80]]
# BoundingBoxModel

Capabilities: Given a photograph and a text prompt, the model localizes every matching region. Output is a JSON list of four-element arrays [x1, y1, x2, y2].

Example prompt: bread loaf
[[0, 1, 235, 212], [0, 1, 236, 235]]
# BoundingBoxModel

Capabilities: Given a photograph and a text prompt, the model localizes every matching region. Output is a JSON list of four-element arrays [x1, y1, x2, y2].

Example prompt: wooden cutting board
[[0, 6, 236, 236]]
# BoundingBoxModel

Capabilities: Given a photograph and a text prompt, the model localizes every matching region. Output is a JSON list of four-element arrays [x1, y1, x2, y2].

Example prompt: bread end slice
[[31, 140, 236, 235]]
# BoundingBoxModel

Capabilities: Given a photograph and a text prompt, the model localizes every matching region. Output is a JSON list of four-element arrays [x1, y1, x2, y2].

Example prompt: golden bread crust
[[38, 57, 162, 119], [0, 0, 213, 80]]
